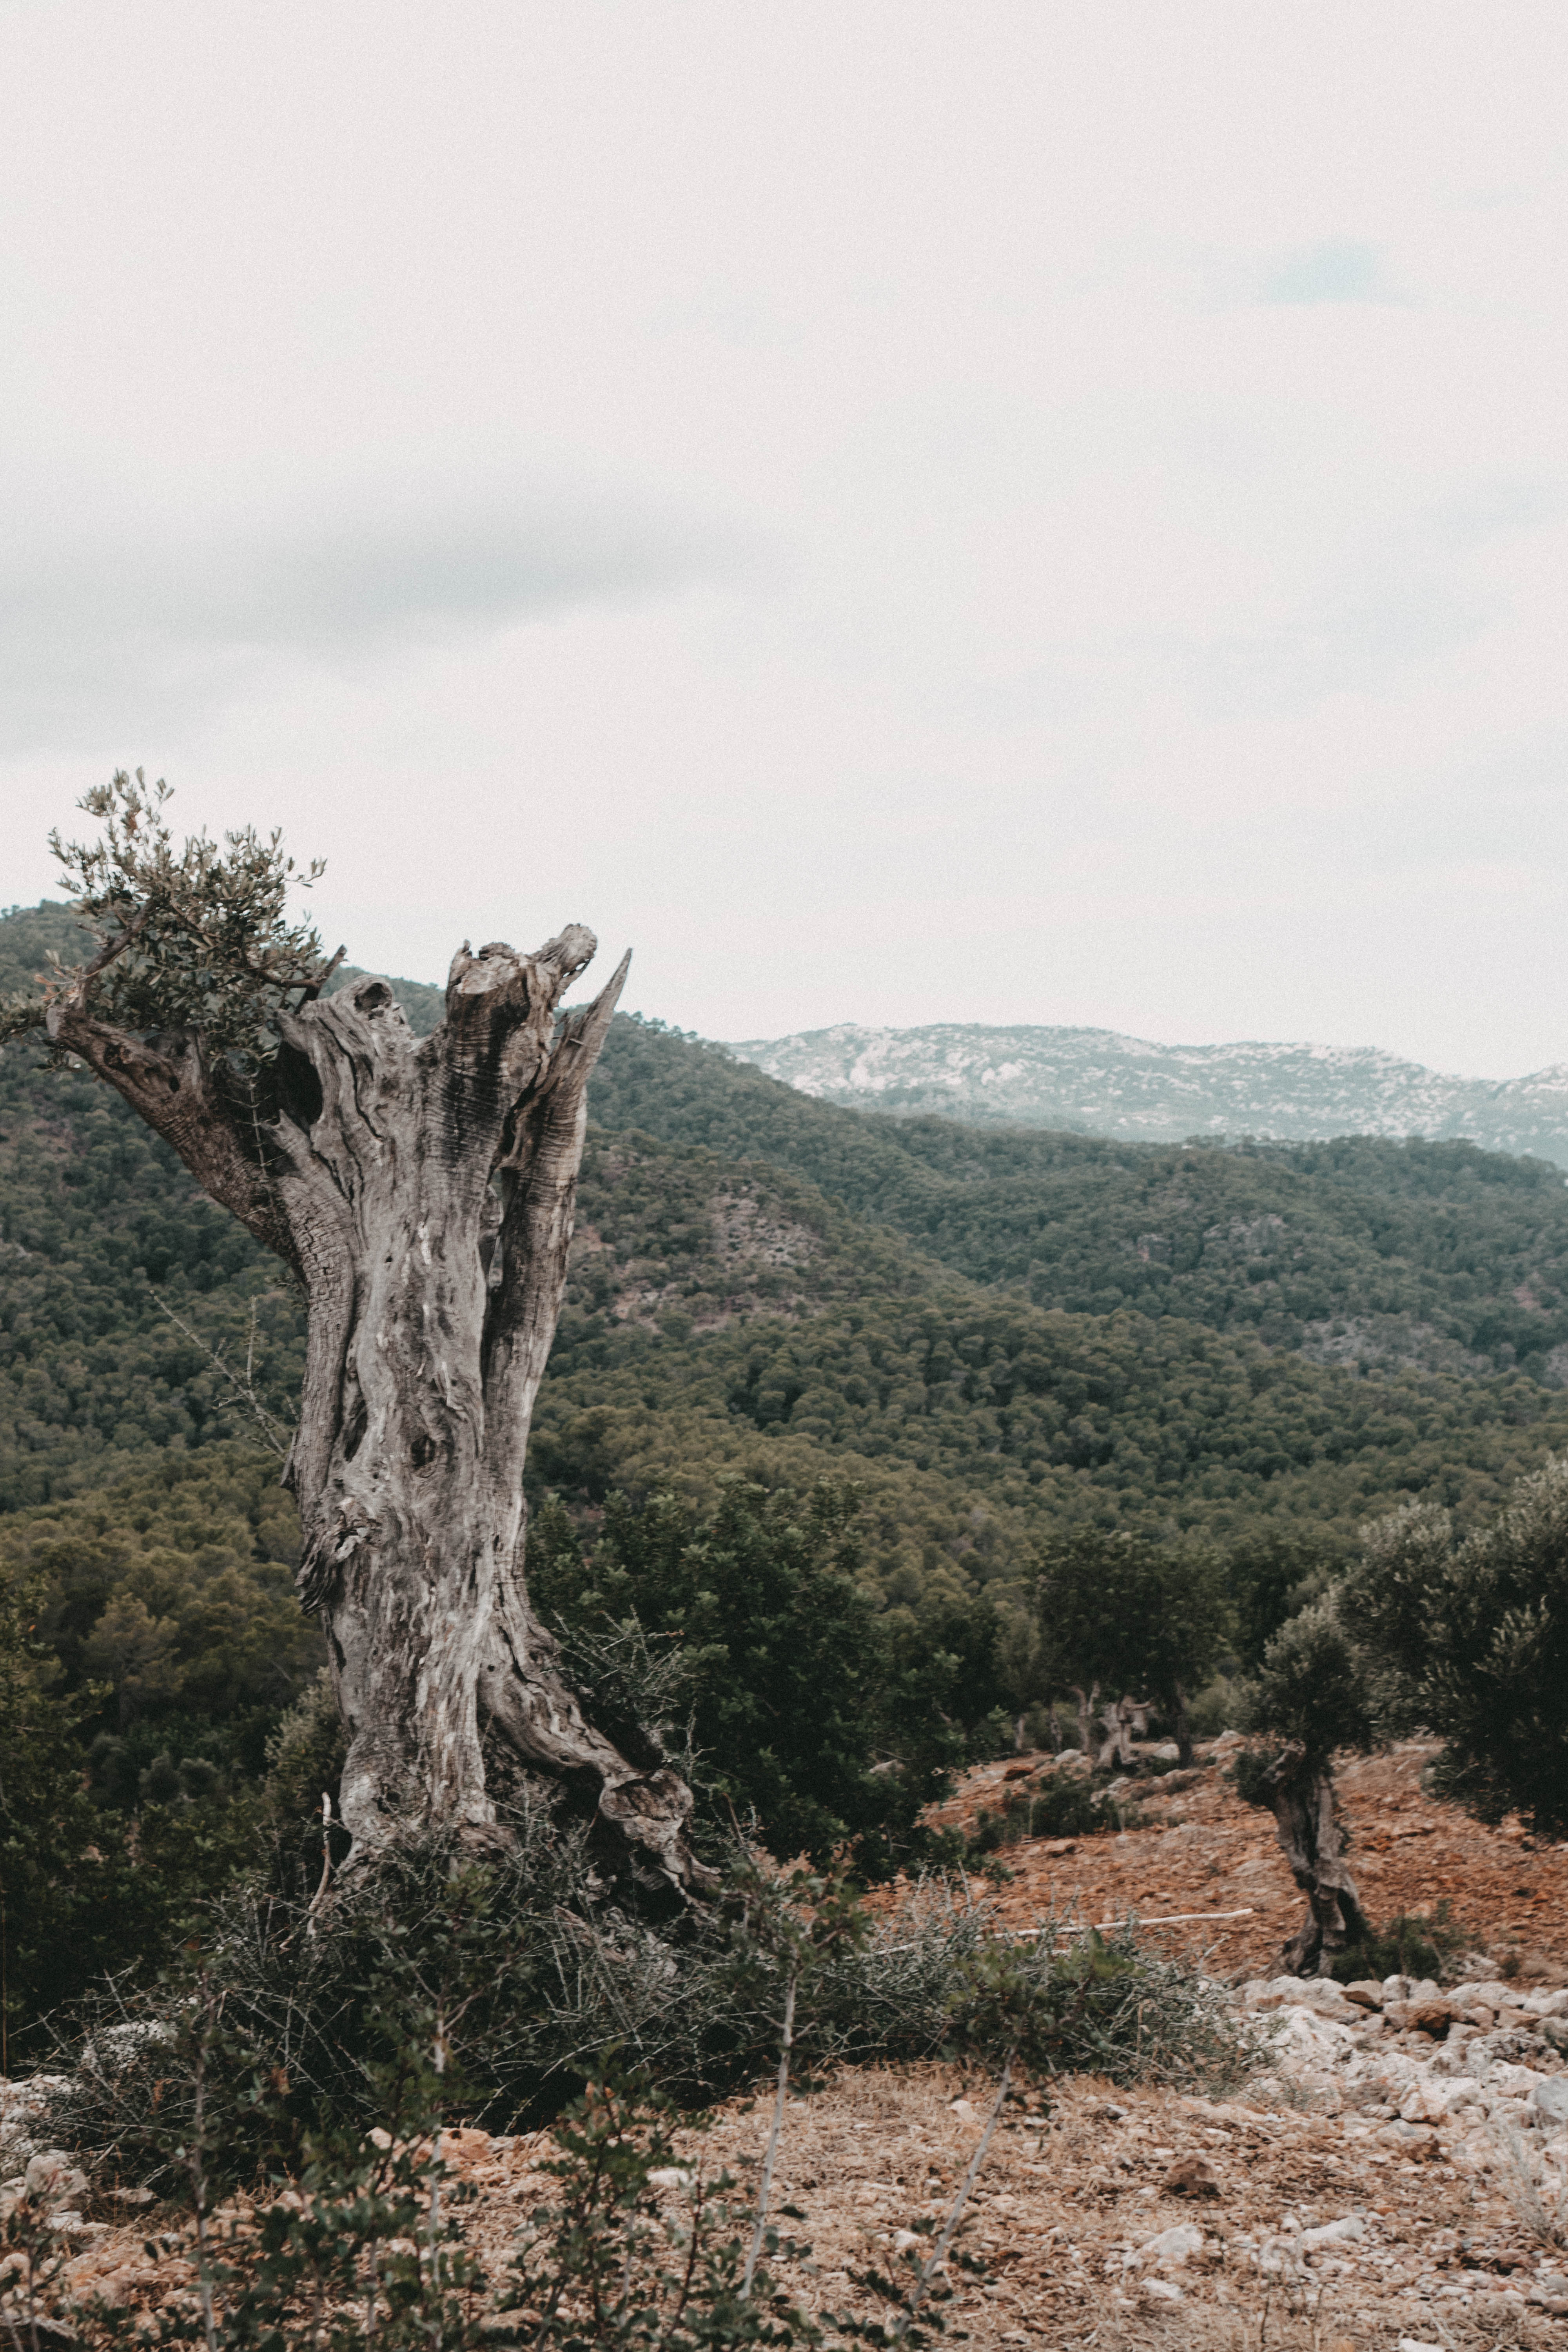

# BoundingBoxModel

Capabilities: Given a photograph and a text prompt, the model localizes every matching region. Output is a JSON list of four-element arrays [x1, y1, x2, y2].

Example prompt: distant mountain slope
[[589, 1018, 1568, 1385], [724, 1022, 1568, 1168]]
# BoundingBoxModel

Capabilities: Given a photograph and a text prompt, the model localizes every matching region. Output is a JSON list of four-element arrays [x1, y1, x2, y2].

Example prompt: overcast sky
[[2, 4, 1566, 1075]]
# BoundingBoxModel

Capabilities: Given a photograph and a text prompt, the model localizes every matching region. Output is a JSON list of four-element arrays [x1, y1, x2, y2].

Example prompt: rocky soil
[[7, 1737, 1568, 2347]]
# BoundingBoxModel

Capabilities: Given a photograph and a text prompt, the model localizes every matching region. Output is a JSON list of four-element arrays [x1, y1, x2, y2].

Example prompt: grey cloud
[[0, 477, 747, 750], [1259, 240, 1383, 306]]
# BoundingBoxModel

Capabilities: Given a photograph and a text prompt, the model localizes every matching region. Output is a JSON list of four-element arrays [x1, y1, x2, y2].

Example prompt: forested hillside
[[8, 899, 1568, 1575], [11, 895, 1568, 2025], [590, 1015, 1568, 1383]]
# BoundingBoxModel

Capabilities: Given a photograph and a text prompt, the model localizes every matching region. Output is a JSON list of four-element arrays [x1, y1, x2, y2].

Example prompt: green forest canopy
[[7, 897, 1568, 1565]]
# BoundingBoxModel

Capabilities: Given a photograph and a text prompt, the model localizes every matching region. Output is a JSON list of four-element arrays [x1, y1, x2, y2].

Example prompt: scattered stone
[[1384, 1998, 1453, 2035], [1136, 2221, 1204, 2268], [1161, 2154, 1221, 2196], [1531, 2076, 1568, 2125], [1374, 2122, 1439, 2156], [1142, 2276, 1183, 2301], [1398, 2079, 1454, 2127], [24, 2151, 89, 2205], [1342, 1980, 1383, 2010], [1301, 2214, 1365, 2250]]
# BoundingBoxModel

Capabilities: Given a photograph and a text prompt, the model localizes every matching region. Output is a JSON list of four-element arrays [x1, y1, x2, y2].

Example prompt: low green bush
[[46, 1828, 1260, 2207], [1326, 1903, 1467, 1988], [965, 1765, 1148, 1863]]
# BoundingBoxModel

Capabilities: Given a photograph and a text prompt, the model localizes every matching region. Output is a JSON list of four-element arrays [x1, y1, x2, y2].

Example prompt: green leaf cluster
[[528, 1482, 985, 1873], [2, 771, 332, 1064], [1338, 1452, 1568, 1833]]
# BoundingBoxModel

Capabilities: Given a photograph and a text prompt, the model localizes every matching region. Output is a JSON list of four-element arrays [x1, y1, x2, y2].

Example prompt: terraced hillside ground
[[44, 1740, 1568, 2345], [929, 1739, 1568, 1990]]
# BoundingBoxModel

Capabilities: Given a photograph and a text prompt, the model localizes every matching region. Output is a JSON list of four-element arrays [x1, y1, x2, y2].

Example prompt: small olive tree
[[1029, 1529, 1231, 1767], [1240, 1597, 1375, 1976], [2, 775, 705, 1893]]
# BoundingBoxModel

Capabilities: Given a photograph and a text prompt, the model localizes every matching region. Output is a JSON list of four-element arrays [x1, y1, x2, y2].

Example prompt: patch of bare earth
[[40, 1742, 1568, 2344], [56, 2067, 1567, 2346], [926, 1738, 1568, 1987]]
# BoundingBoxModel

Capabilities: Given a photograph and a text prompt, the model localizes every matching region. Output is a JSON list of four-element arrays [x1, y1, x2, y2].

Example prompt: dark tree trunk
[[48, 932, 709, 1895], [1259, 1742, 1372, 1976]]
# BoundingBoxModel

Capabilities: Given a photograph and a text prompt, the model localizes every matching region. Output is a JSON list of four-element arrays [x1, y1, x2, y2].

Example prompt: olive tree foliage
[[1, 773, 334, 1064], [1020, 1529, 1232, 1766], [1338, 1452, 1568, 1836], [2, 774, 707, 1895]]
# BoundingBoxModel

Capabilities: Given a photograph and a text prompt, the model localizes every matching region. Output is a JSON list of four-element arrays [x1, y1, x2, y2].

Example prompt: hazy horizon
[[7, 887, 1563, 1089]]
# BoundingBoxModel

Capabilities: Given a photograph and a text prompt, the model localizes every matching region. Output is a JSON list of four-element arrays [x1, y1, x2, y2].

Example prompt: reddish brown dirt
[[924, 1738, 1568, 1985]]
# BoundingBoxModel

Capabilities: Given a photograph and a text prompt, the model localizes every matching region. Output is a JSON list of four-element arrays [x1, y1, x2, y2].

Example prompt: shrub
[[49, 1828, 1261, 2201], [1342, 1458, 1568, 1835], [527, 1483, 967, 1876], [965, 1772, 1104, 1860], [1326, 1904, 1466, 1988]]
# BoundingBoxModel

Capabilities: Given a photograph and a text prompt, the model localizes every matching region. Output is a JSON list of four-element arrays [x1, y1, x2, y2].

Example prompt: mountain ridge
[[722, 1021, 1568, 1167]]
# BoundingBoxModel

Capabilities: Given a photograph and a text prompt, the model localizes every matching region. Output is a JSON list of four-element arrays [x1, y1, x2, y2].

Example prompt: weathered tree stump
[[47, 928, 708, 1896]]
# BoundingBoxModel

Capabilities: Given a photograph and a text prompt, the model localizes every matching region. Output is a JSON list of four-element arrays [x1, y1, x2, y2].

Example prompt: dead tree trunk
[[1171, 1680, 1194, 1769], [1071, 1684, 1099, 1755], [1095, 1694, 1151, 1770], [1259, 1742, 1372, 1976], [47, 931, 709, 1895]]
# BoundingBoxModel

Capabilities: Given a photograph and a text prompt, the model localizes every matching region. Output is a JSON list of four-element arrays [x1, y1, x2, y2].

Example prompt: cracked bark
[[47, 929, 709, 1896], [1260, 1741, 1372, 1976]]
